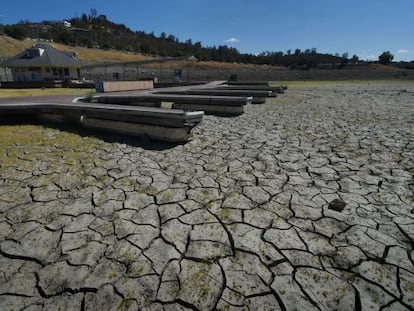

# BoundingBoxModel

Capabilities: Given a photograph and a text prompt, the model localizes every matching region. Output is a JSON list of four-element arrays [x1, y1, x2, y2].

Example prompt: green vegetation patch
[[0, 124, 100, 171], [0, 88, 94, 98]]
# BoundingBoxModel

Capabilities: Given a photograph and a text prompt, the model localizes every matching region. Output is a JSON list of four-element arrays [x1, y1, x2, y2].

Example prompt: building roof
[[0, 44, 80, 68]]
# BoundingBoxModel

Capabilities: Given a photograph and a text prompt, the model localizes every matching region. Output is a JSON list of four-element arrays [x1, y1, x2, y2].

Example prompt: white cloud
[[397, 49, 409, 54], [224, 37, 240, 43]]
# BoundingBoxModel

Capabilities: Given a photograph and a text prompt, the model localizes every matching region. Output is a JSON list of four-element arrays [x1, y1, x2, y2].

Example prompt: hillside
[[0, 35, 287, 71], [0, 35, 32, 58], [2, 34, 413, 83], [47, 41, 154, 64], [3, 15, 414, 71], [0, 35, 154, 64], [2, 16, 351, 66]]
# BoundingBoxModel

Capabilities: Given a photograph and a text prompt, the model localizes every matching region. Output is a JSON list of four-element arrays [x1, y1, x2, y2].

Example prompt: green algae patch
[[0, 88, 94, 98], [0, 124, 100, 172], [0, 125, 46, 149]]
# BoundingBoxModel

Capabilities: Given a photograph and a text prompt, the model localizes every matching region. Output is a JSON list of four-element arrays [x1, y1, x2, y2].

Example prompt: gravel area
[[0, 82, 413, 310]]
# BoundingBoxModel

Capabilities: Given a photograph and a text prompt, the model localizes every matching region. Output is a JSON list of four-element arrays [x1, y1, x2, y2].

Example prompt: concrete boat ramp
[[0, 81, 285, 142]]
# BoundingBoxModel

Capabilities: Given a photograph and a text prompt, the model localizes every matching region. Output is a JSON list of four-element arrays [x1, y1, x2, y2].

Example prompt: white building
[[63, 21, 72, 28]]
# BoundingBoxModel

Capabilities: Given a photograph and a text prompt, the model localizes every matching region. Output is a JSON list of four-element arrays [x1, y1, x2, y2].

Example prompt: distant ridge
[[2, 15, 412, 70], [2, 15, 352, 67]]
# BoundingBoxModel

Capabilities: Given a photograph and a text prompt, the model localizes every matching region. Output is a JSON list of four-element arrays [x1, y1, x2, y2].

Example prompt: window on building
[[26, 49, 40, 58], [64, 68, 69, 76]]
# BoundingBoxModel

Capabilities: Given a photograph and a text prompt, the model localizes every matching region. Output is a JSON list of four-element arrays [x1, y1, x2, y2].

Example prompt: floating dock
[[155, 88, 276, 98], [0, 80, 286, 142], [83, 94, 251, 116], [0, 102, 203, 142], [216, 84, 285, 93]]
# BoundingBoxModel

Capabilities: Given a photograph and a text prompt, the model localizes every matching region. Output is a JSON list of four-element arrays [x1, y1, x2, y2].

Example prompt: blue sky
[[1, 0, 413, 61]]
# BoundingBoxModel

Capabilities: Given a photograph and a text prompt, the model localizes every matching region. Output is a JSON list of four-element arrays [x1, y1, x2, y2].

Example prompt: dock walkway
[[0, 99, 203, 142]]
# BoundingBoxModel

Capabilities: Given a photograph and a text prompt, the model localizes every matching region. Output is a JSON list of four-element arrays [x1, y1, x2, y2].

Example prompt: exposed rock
[[328, 199, 346, 212]]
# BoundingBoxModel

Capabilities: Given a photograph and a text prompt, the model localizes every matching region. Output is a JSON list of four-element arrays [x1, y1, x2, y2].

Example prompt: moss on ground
[[0, 88, 94, 98], [0, 124, 100, 171]]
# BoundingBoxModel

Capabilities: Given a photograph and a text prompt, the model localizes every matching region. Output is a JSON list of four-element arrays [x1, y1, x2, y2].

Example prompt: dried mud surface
[[1, 82, 413, 310]]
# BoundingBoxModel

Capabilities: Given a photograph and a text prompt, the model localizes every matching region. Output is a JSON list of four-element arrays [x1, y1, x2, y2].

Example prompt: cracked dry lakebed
[[0, 82, 413, 311]]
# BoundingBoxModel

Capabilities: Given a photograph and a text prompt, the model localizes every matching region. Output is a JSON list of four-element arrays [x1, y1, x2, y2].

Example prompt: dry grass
[[196, 61, 284, 71], [49, 42, 154, 63], [0, 88, 94, 98], [0, 36, 32, 58], [144, 59, 285, 71], [367, 63, 399, 71], [0, 35, 154, 64], [0, 35, 284, 70]]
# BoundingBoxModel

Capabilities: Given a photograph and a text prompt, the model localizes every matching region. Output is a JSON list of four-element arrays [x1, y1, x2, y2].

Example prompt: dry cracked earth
[[0, 82, 413, 311]]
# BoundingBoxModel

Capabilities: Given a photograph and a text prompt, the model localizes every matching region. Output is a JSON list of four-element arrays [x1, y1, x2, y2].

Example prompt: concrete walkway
[[0, 82, 413, 310]]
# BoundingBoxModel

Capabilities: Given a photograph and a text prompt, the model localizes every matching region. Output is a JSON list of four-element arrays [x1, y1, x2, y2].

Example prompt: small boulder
[[328, 199, 346, 212]]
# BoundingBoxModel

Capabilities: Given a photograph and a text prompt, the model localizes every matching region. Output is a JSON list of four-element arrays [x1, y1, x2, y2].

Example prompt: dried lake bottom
[[0, 82, 413, 310]]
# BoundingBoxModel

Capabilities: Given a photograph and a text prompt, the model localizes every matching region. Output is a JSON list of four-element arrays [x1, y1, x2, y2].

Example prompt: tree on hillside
[[4, 25, 28, 40], [378, 51, 394, 65], [90, 8, 98, 19]]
